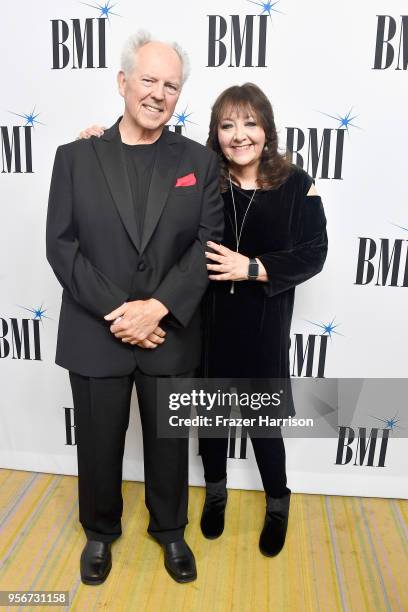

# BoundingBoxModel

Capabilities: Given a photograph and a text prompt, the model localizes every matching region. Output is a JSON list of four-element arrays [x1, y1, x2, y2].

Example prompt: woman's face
[[217, 106, 266, 169]]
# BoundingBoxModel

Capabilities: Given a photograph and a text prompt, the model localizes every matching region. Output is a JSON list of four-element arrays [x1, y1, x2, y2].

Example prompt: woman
[[198, 83, 327, 557], [78, 83, 328, 557]]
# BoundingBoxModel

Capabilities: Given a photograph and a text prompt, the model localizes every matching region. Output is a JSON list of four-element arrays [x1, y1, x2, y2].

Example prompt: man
[[46, 31, 224, 585]]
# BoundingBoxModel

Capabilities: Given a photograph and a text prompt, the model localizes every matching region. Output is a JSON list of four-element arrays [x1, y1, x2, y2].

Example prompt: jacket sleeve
[[46, 145, 129, 318], [257, 194, 328, 298], [152, 151, 224, 328]]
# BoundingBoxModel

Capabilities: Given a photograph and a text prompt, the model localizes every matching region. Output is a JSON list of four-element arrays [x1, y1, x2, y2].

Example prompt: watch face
[[248, 260, 259, 278]]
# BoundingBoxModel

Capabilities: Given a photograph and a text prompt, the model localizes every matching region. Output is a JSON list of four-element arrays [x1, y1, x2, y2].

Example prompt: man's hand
[[104, 299, 169, 345], [78, 125, 106, 140], [136, 326, 167, 349]]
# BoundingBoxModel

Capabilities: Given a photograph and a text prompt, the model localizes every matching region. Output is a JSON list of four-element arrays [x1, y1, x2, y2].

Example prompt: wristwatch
[[247, 257, 259, 280]]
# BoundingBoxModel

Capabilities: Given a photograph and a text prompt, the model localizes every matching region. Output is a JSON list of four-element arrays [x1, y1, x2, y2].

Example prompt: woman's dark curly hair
[[206, 82, 291, 192]]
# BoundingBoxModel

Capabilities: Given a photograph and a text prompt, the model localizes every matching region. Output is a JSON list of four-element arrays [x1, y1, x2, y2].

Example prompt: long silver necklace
[[228, 172, 257, 294]]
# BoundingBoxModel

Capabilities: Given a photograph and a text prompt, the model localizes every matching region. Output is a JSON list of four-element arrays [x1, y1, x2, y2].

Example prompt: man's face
[[118, 42, 182, 132]]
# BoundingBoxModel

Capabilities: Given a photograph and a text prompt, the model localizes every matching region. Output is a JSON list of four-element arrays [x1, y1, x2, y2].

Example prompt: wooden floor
[[0, 469, 407, 612]]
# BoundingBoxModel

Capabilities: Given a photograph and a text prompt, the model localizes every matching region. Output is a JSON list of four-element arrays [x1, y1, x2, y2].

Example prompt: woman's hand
[[77, 125, 106, 140], [206, 241, 249, 281]]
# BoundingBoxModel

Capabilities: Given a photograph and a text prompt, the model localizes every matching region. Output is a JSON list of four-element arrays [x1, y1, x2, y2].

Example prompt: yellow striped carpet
[[0, 468, 407, 611]]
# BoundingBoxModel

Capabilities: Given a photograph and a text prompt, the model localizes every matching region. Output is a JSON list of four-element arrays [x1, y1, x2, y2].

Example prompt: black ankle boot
[[259, 491, 291, 557], [200, 477, 227, 539]]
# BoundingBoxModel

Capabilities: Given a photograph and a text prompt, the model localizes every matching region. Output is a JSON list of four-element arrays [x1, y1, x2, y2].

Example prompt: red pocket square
[[175, 172, 197, 187]]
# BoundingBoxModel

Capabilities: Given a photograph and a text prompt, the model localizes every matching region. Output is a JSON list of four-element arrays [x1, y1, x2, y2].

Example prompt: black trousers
[[69, 368, 193, 544], [199, 433, 290, 498]]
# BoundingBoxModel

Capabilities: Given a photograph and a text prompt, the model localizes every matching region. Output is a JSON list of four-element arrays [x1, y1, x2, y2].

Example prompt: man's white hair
[[120, 30, 190, 85]]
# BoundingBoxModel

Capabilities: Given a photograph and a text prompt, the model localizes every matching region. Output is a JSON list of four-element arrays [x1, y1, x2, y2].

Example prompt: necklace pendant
[[230, 281, 235, 295]]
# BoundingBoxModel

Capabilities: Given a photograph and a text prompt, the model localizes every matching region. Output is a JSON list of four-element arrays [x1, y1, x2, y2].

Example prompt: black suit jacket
[[46, 119, 224, 377]]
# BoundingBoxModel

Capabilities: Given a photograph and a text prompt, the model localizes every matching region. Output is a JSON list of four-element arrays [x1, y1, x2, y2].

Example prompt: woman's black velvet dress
[[202, 164, 327, 390], [199, 165, 328, 492]]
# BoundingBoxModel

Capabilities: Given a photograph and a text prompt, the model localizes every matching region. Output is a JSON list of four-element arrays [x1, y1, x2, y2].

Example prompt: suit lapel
[[139, 129, 185, 254], [92, 123, 141, 252]]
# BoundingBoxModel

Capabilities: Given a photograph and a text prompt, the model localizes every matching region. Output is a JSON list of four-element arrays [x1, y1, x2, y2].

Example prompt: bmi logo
[[1, 107, 43, 173], [355, 223, 408, 287], [51, 2, 120, 70], [290, 318, 341, 378], [373, 15, 408, 70], [207, 1, 283, 67], [0, 305, 48, 361], [335, 424, 395, 467], [286, 108, 360, 180]]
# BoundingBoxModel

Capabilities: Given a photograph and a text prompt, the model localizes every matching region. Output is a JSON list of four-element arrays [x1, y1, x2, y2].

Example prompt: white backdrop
[[1, 0, 407, 499]]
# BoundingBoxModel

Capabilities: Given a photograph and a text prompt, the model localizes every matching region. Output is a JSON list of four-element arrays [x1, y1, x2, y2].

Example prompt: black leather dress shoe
[[163, 539, 197, 583], [200, 477, 227, 539], [80, 540, 112, 585], [259, 491, 291, 557]]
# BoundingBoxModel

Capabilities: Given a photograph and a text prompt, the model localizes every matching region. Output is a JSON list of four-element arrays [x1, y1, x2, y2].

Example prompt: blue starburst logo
[[172, 106, 197, 132], [305, 317, 343, 339], [18, 303, 50, 323], [247, 0, 283, 19], [318, 107, 361, 133], [81, 1, 120, 20], [371, 413, 401, 430], [9, 106, 44, 128]]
